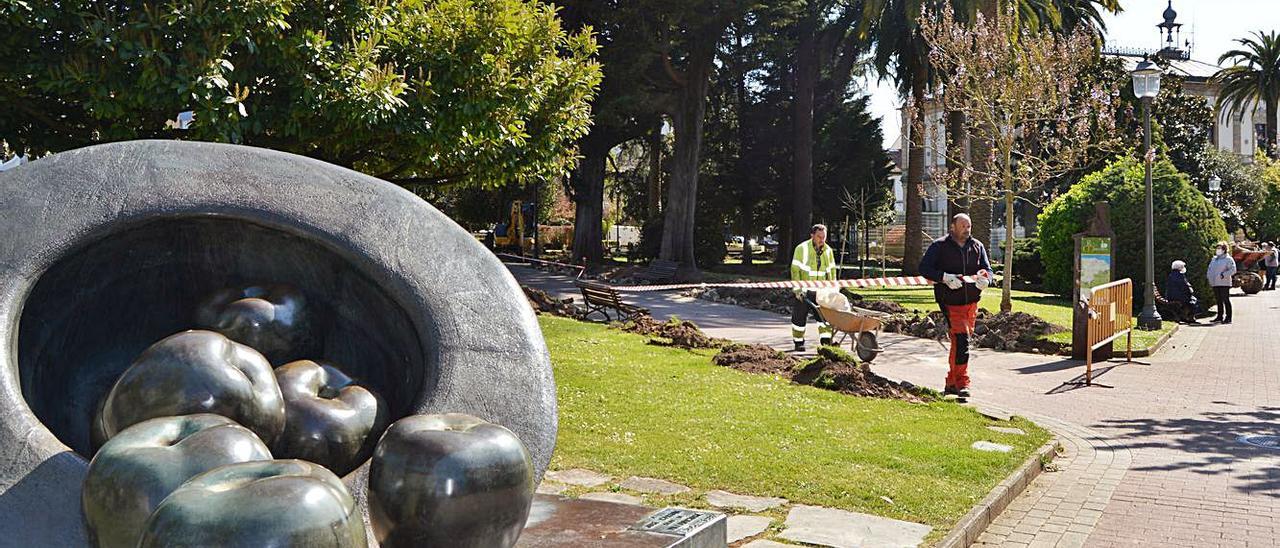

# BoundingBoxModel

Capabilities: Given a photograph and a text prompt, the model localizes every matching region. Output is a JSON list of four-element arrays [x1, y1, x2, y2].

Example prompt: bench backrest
[[639, 259, 679, 281], [576, 281, 622, 305]]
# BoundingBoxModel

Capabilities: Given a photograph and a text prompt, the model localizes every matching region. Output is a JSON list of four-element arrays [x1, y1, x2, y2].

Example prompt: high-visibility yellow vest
[[790, 239, 836, 283]]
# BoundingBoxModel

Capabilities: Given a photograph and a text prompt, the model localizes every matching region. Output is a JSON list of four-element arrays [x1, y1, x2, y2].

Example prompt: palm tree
[[1215, 31, 1280, 158], [861, 0, 956, 275]]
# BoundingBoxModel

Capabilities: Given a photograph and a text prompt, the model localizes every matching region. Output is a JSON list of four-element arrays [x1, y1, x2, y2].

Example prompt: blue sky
[[867, 0, 1280, 147]]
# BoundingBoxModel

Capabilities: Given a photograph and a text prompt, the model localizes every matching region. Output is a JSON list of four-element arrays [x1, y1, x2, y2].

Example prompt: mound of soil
[[712, 343, 799, 374], [793, 347, 928, 402], [523, 286, 583, 319], [615, 314, 728, 349], [883, 309, 1069, 354], [852, 300, 907, 314], [712, 345, 932, 403]]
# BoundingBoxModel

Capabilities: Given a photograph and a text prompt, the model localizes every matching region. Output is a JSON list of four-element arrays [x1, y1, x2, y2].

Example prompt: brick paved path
[[509, 265, 1280, 547]]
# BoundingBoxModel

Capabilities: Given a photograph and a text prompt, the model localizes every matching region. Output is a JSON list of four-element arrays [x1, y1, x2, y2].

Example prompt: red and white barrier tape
[[608, 275, 989, 292], [497, 253, 586, 277], [498, 253, 990, 292]]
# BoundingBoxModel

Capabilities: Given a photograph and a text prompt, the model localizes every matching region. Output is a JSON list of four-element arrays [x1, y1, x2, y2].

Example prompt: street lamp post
[[1132, 60, 1163, 330]]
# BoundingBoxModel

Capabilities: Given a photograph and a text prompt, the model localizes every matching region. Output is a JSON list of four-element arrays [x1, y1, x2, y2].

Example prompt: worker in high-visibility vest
[[790, 224, 837, 352]]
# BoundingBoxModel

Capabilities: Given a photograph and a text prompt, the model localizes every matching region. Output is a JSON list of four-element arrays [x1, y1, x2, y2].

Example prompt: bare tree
[[919, 4, 1119, 312]]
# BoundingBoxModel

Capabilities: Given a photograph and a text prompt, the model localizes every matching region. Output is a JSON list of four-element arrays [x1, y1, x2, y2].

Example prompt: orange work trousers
[[943, 302, 978, 390]]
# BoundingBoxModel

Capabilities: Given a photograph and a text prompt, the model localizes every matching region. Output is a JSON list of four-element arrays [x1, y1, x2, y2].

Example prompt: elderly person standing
[[1264, 242, 1279, 291], [1164, 260, 1198, 324], [1207, 242, 1236, 324]]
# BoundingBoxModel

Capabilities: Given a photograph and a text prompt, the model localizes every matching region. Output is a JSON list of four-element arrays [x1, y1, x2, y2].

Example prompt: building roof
[[1108, 54, 1224, 82]]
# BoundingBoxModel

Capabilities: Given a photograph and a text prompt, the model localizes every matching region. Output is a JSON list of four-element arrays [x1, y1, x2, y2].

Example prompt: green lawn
[[542, 315, 1051, 539], [847, 286, 1176, 352]]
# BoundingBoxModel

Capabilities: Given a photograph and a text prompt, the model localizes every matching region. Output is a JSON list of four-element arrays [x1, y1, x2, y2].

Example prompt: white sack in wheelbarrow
[[815, 289, 851, 311]]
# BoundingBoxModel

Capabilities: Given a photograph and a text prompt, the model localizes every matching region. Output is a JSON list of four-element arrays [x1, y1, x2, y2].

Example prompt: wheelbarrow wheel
[[855, 331, 882, 362]]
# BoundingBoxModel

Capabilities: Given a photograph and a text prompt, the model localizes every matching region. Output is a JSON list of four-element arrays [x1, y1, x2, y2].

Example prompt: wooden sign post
[[1072, 203, 1117, 361]]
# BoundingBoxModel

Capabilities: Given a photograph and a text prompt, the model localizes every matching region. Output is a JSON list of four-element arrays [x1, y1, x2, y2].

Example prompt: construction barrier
[[1075, 278, 1134, 387]]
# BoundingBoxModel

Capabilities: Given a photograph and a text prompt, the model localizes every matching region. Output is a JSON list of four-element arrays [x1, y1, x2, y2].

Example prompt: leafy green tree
[[1039, 156, 1228, 301], [1244, 155, 1280, 242], [0, 0, 600, 189], [1214, 31, 1280, 158], [556, 0, 661, 264], [813, 95, 894, 229], [1151, 75, 1214, 182], [1200, 147, 1265, 236]]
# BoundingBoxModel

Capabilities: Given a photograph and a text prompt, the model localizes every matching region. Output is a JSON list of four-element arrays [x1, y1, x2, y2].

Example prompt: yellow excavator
[[487, 200, 536, 254]]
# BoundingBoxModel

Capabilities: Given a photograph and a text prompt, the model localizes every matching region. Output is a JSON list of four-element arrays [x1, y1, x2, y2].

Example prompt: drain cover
[[632, 508, 719, 536], [1238, 435, 1280, 450]]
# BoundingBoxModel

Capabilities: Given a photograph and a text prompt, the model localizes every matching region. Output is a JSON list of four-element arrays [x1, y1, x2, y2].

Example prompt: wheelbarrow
[[803, 296, 887, 362]]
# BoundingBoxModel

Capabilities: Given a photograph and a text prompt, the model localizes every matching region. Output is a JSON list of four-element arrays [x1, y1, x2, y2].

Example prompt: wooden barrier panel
[[1079, 278, 1134, 387]]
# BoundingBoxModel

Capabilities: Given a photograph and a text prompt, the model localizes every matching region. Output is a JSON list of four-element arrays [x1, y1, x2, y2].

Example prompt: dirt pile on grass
[[712, 345, 933, 402], [615, 315, 728, 349], [883, 310, 1068, 354], [794, 347, 929, 402], [522, 286, 583, 319], [712, 343, 800, 374]]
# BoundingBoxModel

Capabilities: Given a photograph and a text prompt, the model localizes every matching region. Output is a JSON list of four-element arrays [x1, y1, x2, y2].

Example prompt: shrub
[[1011, 238, 1043, 286], [1039, 156, 1228, 301]]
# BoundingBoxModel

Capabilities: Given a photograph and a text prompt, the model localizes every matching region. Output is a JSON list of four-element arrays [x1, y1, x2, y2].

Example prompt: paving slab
[[972, 441, 1014, 453], [544, 468, 611, 488], [619, 476, 690, 495], [727, 515, 773, 543], [741, 541, 804, 548], [987, 426, 1027, 435], [705, 489, 788, 512], [535, 481, 570, 495], [578, 492, 643, 505], [778, 505, 931, 548], [975, 406, 1014, 422]]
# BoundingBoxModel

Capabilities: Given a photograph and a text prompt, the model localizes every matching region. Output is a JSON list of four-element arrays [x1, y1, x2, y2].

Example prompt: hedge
[[1039, 156, 1228, 301]]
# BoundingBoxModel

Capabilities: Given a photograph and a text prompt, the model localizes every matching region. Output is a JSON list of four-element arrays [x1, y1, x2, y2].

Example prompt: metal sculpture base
[[518, 495, 727, 548]]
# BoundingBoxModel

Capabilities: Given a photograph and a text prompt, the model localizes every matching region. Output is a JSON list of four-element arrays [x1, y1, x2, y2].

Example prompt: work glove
[[942, 273, 963, 290], [974, 270, 992, 290]]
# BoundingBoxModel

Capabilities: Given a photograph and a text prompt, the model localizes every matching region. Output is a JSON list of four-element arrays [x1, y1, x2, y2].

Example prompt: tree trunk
[[946, 110, 968, 219], [570, 148, 607, 264], [659, 41, 717, 276], [791, 19, 819, 249], [969, 115, 994, 246], [1001, 182, 1015, 313], [1020, 198, 1040, 238], [647, 119, 663, 217], [1268, 97, 1278, 159], [903, 69, 927, 275], [733, 39, 754, 267]]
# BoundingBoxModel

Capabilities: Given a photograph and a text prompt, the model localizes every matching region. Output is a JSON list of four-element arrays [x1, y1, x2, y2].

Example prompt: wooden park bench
[[636, 259, 679, 283], [575, 280, 649, 322]]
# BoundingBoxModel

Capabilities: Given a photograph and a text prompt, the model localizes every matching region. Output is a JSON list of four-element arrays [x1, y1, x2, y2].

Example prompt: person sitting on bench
[[1164, 260, 1198, 324]]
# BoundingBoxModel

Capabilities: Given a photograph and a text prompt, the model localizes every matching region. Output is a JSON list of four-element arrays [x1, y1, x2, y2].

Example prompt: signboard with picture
[[1079, 237, 1112, 301]]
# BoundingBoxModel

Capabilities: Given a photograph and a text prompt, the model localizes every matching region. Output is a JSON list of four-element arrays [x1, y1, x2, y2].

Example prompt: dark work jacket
[[1164, 270, 1194, 303], [918, 235, 992, 306]]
